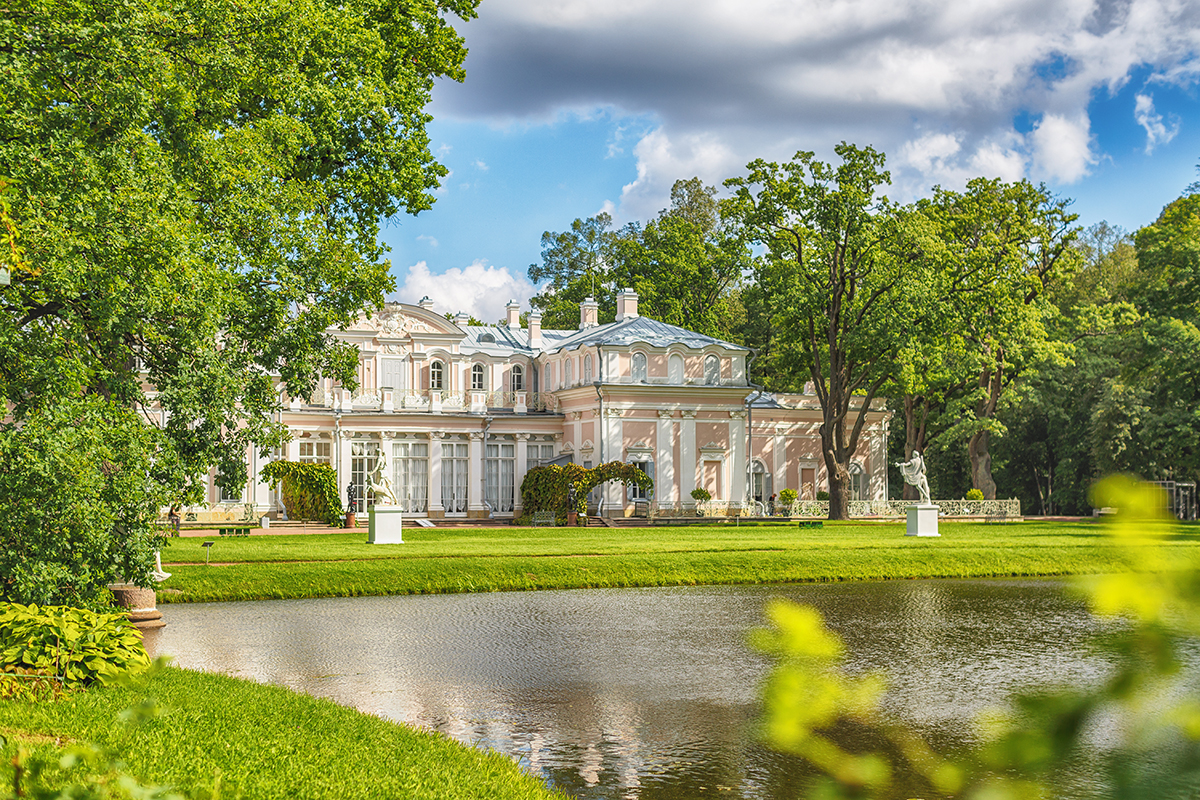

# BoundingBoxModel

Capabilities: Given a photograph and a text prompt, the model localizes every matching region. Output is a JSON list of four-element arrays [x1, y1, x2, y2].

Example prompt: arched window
[[565, 359, 573, 387], [584, 353, 593, 383], [668, 353, 684, 384], [704, 354, 720, 385], [632, 352, 647, 382], [849, 462, 868, 502], [751, 459, 772, 505], [430, 360, 444, 390], [511, 364, 524, 392], [471, 363, 485, 390]]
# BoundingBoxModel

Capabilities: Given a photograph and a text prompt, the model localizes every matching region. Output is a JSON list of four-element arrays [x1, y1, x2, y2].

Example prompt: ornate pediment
[[348, 303, 460, 338]]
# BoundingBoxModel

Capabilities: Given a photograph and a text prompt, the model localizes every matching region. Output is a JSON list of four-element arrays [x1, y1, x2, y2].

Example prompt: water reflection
[[148, 579, 1116, 798]]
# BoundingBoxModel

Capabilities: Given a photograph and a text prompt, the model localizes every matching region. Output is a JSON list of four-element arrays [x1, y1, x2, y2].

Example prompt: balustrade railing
[[650, 498, 1022, 519]]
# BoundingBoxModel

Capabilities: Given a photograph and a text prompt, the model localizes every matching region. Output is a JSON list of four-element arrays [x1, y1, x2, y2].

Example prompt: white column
[[515, 433, 530, 513], [572, 412, 583, 462], [680, 411, 697, 502], [729, 410, 747, 503], [604, 408, 623, 513], [773, 425, 787, 492], [656, 410, 675, 504], [286, 436, 301, 463], [336, 425, 352, 510], [428, 432, 444, 514], [468, 430, 485, 513]]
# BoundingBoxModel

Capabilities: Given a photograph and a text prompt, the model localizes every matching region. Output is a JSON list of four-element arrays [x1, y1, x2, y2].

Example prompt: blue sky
[[382, 0, 1200, 323]]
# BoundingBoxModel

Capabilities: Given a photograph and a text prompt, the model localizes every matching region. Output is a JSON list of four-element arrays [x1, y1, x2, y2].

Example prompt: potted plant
[[778, 488, 797, 516]]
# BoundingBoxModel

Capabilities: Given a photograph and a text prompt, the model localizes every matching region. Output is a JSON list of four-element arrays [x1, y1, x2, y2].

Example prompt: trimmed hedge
[[260, 460, 343, 525], [520, 461, 654, 522]]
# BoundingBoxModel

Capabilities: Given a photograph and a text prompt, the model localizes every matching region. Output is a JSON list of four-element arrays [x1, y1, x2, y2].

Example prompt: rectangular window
[[298, 441, 331, 464], [527, 443, 556, 468], [219, 474, 245, 503], [485, 442, 515, 513], [350, 441, 380, 513], [380, 358, 406, 392], [392, 441, 429, 512], [441, 442, 469, 514], [629, 460, 652, 501]]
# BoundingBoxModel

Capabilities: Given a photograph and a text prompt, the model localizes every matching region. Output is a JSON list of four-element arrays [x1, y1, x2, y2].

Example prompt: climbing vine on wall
[[260, 461, 343, 526], [521, 461, 654, 520]]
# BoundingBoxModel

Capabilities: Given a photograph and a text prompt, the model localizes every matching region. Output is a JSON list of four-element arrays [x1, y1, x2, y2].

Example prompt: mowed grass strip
[[0, 668, 562, 800], [159, 522, 1200, 603]]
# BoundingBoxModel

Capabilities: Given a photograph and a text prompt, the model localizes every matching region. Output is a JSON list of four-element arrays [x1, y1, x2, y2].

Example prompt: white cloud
[[394, 260, 538, 323], [617, 128, 740, 220], [434, 0, 1200, 208], [1134, 93, 1179, 152], [416, 234, 439, 248], [474, 159, 490, 171], [1030, 113, 1095, 183]]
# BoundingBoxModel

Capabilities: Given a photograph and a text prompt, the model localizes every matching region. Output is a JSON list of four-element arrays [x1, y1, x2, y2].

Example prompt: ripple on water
[[150, 579, 1145, 799]]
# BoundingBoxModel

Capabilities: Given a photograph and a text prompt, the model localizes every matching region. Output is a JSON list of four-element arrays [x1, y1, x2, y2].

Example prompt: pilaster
[[680, 410, 697, 502], [656, 410, 675, 503], [729, 410, 747, 503], [468, 430, 486, 517], [427, 431, 444, 517]]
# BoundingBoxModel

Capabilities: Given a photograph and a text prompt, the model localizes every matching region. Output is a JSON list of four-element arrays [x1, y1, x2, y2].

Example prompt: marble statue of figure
[[369, 450, 397, 506], [896, 450, 932, 505]]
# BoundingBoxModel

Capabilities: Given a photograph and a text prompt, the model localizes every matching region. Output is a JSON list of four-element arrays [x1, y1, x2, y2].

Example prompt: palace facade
[[203, 290, 891, 519]]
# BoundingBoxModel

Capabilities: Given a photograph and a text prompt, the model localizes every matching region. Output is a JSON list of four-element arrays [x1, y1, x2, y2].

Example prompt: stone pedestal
[[368, 506, 404, 544], [906, 504, 940, 537], [109, 583, 166, 631]]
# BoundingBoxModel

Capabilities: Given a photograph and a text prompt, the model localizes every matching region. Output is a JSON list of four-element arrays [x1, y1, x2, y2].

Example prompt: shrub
[[965, 488, 985, 501], [260, 460, 343, 525], [778, 489, 797, 507], [0, 396, 171, 608], [521, 462, 653, 518], [0, 603, 150, 688], [690, 488, 712, 502], [816, 490, 830, 501]]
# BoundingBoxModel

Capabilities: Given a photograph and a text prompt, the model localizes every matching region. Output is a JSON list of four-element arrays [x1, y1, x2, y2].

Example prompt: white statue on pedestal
[[369, 451, 397, 506], [896, 450, 932, 505]]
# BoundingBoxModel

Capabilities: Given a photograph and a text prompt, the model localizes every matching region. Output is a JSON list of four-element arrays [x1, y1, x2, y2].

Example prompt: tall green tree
[[527, 179, 752, 341], [724, 144, 928, 519], [527, 212, 630, 328], [1094, 193, 1200, 482], [0, 0, 475, 601], [920, 179, 1080, 499]]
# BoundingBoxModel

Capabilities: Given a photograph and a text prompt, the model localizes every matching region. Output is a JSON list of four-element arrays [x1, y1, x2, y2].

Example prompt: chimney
[[506, 299, 521, 329], [418, 296, 435, 312], [527, 312, 542, 348], [616, 288, 639, 321], [453, 311, 470, 327], [579, 296, 599, 330]]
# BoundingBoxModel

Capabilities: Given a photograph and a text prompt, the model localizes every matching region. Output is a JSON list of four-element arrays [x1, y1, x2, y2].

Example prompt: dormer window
[[511, 364, 524, 391], [479, 333, 496, 344], [430, 360, 444, 390], [632, 352, 647, 383], [565, 359, 573, 387], [471, 363, 485, 390], [704, 354, 720, 385], [584, 353, 593, 383]]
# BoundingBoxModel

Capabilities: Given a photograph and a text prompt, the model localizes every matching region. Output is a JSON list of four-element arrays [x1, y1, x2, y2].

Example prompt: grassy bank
[[0, 667, 561, 800], [158, 521, 1200, 603]]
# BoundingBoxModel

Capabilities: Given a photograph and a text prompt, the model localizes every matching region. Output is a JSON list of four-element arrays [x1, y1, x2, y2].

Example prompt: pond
[[146, 579, 1140, 798]]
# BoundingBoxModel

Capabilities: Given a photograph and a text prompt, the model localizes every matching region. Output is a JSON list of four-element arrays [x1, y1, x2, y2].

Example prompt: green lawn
[[159, 520, 1200, 603], [0, 668, 561, 800]]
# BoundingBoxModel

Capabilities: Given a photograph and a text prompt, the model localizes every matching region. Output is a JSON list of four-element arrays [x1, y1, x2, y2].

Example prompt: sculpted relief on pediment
[[349, 303, 456, 338]]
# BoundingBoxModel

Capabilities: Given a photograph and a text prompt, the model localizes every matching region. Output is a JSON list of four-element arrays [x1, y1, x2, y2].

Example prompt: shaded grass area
[[0, 668, 561, 800], [159, 522, 1200, 603]]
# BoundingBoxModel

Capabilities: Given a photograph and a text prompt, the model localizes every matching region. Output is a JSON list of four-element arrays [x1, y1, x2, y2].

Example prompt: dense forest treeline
[[527, 147, 1199, 516]]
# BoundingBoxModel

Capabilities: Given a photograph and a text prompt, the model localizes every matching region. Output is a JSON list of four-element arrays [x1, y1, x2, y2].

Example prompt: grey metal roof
[[542, 315, 748, 353], [456, 315, 747, 356]]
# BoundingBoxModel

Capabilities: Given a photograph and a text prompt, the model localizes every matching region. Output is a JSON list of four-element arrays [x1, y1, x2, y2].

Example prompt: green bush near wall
[[521, 462, 654, 522], [260, 461, 343, 525]]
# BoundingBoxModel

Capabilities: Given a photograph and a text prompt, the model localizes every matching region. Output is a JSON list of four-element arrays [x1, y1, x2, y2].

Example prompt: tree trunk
[[902, 394, 929, 501], [968, 429, 997, 500], [826, 451, 851, 520]]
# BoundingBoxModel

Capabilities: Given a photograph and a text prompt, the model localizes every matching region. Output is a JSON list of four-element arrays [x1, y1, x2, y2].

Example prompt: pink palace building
[[207, 290, 891, 520]]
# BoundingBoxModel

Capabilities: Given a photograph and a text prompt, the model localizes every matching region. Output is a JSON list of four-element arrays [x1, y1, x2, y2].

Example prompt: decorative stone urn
[[109, 583, 166, 631]]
